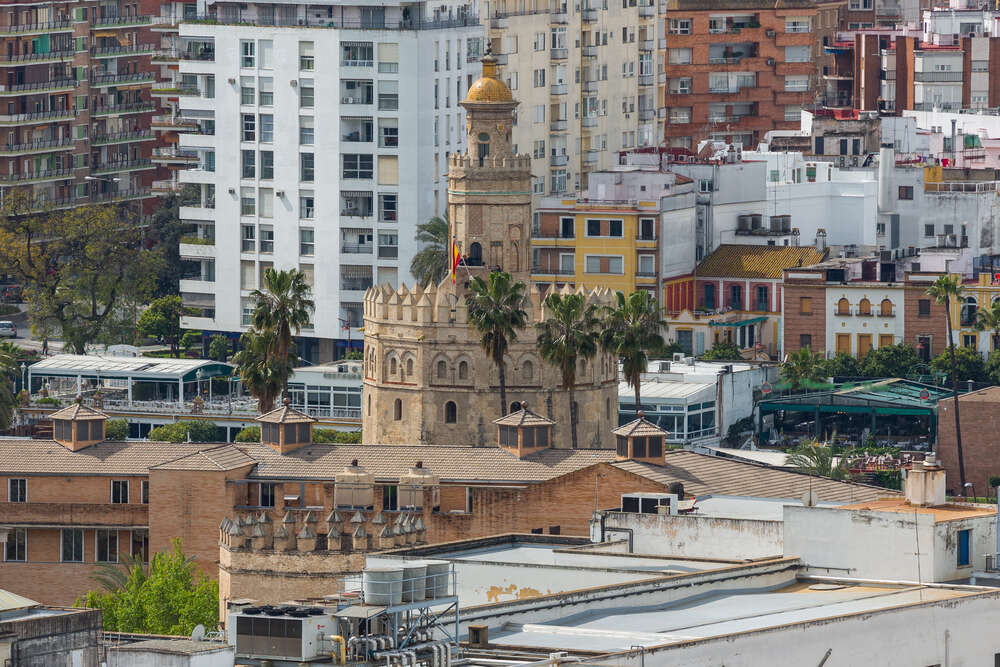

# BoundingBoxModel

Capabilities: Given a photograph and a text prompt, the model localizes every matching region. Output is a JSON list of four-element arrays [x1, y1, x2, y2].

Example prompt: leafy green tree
[[601, 291, 667, 409], [250, 268, 314, 394], [0, 344, 17, 430], [859, 343, 920, 378], [148, 420, 222, 443], [536, 292, 601, 450], [148, 188, 201, 298], [232, 329, 293, 413], [208, 334, 229, 362], [931, 344, 987, 383], [179, 330, 202, 356], [343, 348, 363, 361], [77, 539, 217, 635], [822, 352, 861, 379], [986, 351, 1000, 385], [138, 295, 193, 358], [409, 213, 450, 287], [699, 341, 741, 361], [787, 443, 852, 481], [234, 426, 261, 442], [926, 274, 967, 488], [0, 191, 160, 353], [313, 429, 363, 443], [466, 272, 528, 416], [780, 347, 827, 392], [105, 419, 129, 441]]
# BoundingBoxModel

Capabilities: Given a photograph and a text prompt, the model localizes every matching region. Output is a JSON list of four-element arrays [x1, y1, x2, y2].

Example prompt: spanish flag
[[451, 238, 460, 283]]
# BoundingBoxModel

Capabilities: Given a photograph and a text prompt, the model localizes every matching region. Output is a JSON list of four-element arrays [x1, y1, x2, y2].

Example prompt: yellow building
[[950, 273, 1000, 356]]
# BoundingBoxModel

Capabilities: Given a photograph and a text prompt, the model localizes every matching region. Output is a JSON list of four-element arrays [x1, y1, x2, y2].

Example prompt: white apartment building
[[175, 0, 482, 362], [485, 0, 662, 201]]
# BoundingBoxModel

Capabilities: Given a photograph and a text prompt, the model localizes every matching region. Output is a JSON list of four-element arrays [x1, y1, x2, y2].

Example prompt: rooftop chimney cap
[[283, 397, 290, 406], [520, 401, 528, 410], [637, 410, 645, 418]]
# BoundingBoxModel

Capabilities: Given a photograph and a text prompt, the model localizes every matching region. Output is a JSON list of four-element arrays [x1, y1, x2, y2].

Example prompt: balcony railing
[[0, 79, 76, 94], [0, 137, 75, 155], [90, 71, 155, 86], [0, 167, 74, 184], [926, 181, 999, 194], [582, 8, 598, 21], [0, 19, 73, 35], [151, 148, 199, 161], [378, 245, 398, 259], [341, 279, 374, 291], [550, 154, 568, 166], [531, 265, 575, 275], [90, 43, 157, 57], [550, 119, 567, 131], [341, 243, 373, 254], [92, 130, 155, 145], [93, 159, 154, 175], [0, 50, 75, 64], [92, 15, 152, 28], [184, 13, 479, 31], [91, 103, 155, 116]]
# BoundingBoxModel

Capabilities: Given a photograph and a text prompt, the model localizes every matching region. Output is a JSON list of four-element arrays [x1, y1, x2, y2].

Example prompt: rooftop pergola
[[757, 379, 952, 447]]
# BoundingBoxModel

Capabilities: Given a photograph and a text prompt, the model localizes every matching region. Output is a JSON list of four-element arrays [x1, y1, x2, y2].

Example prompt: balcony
[[1, 501, 148, 527], [551, 48, 568, 60], [0, 167, 73, 185], [582, 80, 598, 93], [91, 103, 155, 116], [550, 83, 568, 95], [151, 148, 200, 165], [0, 79, 77, 96], [152, 179, 178, 193], [90, 43, 157, 58], [90, 72, 155, 88], [341, 119, 374, 143], [550, 154, 568, 166], [378, 245, 398, 259], [341, 243, 373, 254], [0, 19, 73, 36], [179, 47, 215, 62], [152, 85, 200, 97], [582, 116, 598, 128], [151, 115, 198, 131], [341, 279, 374, 292], [0, 137, 75, 156], [913, 71, 963, 83], [550, 119, 567, 132], [638, 108, 655, 121], [185, 13, 479, 31], [92, 159, 154, 175], [179, 238, 216, 259], [551, 12, 568, 23], [179, 204, 215, 220], [0, 50, 75, 65], [91, 15, 152, 28], [582, 9, 598, 21], [640, 39, 654, 51], [92, 130, 155, 146], [638, 74, 654, 87], [639, 4, 655, 16], [583, 149, 598, 164], [582, 45, 598, 58], [531, 265, 575, 275]]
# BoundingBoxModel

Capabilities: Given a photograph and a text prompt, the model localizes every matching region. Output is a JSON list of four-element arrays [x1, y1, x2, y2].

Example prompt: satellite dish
[[191, 624, 206, 641]]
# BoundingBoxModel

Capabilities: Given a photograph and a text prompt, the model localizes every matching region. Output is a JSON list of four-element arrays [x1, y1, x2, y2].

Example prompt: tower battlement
[[448, 153, 533, 171]]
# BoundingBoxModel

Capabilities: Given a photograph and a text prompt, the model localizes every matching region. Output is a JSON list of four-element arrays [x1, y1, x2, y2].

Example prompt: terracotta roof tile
[[696, 244, 827, 280], [255, 404, 315, 424], [150, 445, 259, 471], [0, 440, 210, 476], [493, 408, 555, 427], [48, 404, 107, 420], [612, 417, 668, 437]]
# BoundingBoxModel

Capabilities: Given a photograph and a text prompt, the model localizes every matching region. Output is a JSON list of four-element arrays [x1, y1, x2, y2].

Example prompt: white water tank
[[363, 567, 403, 605]]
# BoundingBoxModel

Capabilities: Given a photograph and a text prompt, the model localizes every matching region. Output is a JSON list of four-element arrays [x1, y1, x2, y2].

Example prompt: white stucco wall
[[600, 511, 784, 560], [824, 285, 905, 357]]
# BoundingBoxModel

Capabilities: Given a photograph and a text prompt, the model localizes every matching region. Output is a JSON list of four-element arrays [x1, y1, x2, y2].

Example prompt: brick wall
[[903, 284, 948, 360], [937, 390, 1000, 497], [782, 283, 827, 354]]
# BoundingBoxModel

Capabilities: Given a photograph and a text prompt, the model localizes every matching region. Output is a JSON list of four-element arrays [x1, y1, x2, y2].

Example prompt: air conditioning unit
[[766, 29, 776, 37], [672, 352, 685, 361], [766, 58, 775, 66]]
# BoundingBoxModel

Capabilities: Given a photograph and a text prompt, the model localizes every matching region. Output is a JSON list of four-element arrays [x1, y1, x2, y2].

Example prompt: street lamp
[[964, 481, 975, 501], [196, 369, 204, 399], [20, 362, 26, 394]]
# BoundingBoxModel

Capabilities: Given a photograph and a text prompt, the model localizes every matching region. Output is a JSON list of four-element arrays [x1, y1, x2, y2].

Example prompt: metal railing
[[90, 71, 155, 86], [93, 159, 154, 174], [91, 103, 155, 115], [92, 15, 152, 27], [378, 246, 398, 259], [91, 44, 157, 56], [341, 243, 373, 254], [531, 265, 575, 275], [0, 50, 74, 63], [0, 137, 75, 154], [183, 13, 478, 31], [0, 19, 73, 34], [926, 181, 999, 194], [0, 167, 73, 184], [92, 130, 154, 145], [0, 79, 76, 93]]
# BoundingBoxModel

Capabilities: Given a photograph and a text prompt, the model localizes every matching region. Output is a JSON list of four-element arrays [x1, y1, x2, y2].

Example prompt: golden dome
[[464, 54, 514, 104]]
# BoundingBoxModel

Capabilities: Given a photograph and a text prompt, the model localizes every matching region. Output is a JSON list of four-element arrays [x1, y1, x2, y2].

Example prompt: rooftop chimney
[[905, 453, 947, 507], [815, 228, 827, 252]]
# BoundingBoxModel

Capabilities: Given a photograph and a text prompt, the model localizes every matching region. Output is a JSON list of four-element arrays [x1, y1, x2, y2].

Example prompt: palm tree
[[974, 297, 1000, 354], [600, 291, 666, 412], [250, 268, 314, 395], [780, 347, 827, 393], [466, 271, 528, 416], [927, 274, 967, 489], [536, 292, 601, 449], [232, 329, 291, 413], [410, 213, 450, 287], [0, 343, 17, 430], [786, 442, 852, 481]]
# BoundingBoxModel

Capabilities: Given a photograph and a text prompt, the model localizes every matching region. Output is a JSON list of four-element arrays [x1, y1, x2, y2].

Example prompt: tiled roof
[[0, 440, 210, 475], [256, 403, 315, 424], [150, 445, 259, 471], [493, 407, 555, 427], [696, 244, 827, 280], [48, 403, 107, 420], [612, 417, 668, 437], [241, 444, 617, 483], [0, 589, 39, 613], [613, 450, 892, 503]]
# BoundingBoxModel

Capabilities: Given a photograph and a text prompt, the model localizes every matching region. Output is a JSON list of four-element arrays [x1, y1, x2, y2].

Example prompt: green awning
[[709, 316, 767, 328]]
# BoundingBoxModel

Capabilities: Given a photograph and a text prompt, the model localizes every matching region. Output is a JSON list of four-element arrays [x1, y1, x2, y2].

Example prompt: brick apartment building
[[782, 253, 952, 359], [0, 403, 886, 609], [938, 386, 1000, 498], [0, 0, 169, 212], [662, 0, 843, 150]]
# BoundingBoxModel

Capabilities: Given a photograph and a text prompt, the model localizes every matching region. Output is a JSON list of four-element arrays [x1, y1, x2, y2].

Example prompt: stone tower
[[362, 57, 619, 449], [448, 52, 531, 281]]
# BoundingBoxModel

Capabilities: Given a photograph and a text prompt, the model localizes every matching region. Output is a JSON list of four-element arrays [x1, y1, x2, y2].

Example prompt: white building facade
[[176, 1, 481, 361]]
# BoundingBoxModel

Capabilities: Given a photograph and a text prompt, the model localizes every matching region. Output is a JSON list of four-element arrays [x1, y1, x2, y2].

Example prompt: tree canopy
[[76, 539, 217, 635], [780, 347, 828, 392], [138, 295, 193, 358], [858, 343, 920, 378], [601, 290, 667, 408], [0, 191, 161, 353], [466, 271, 528, 416], [148, 421, 223, 443], [931, 345, 988, 383], [699, 341, 742, 361], [409, 214, 450, 287], [822, 352, 861, 379]]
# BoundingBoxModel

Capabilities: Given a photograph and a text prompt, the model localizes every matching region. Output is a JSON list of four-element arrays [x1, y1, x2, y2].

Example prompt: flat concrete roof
[[114, 639, 233, 655], [490, 582, 973, 652], [437, 543, 730, 573], [687, 495, 843, 521], [837, 498, 996, 522]]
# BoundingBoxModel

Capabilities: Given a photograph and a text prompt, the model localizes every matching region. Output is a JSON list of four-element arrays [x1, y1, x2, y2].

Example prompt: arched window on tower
[[394, 398, 402, 420], [469, 242, 482, 267], [459, 360, 469, 379], [406, 358, 414, 376], [437, 360, 447, 378], [523, 360, 533, 380], [477, 132, 490, 165], [445, 401, 457, 423]]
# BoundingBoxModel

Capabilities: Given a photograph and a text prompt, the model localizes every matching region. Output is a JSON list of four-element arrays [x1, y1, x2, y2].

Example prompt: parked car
[[0, 321, 16, 338]]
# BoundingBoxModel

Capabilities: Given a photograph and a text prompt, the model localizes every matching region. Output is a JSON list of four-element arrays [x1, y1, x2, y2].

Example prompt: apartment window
[[584, 255, 624, 274], [8, 478, 26, 503], [958, 529, 971, 566], [785, 45, 810, 63], [259, 39, 273, 68], [260, 151, 273, 179], [669, 77, 692, 95], [551, 169, 567, 193], [924, 224, 935, 237], [299, 41, 315, 70], [300, 153, 315, 182], [241, 187, 256, 216], [241, 149, 256, 179], [585, 219, 622, 237], [785, 105, 802, 122], [300, 192, 315, 219], [785, 17, 811, 33], [669, 107, 691, 124], [258, 77, 273, 106], [241, 225, 256, 252], [240, 40, 255, 68], [756, 286, 768, 311], [343, 154, 373, 179], [848, 0, 873, 8], [240, 76, 255, 105], [111, 479, 129, 504], [918, 298, 931, 317], [242, 114, 255, 141], [785, 75, 809, 91], [260, 226, 274, 253], [380, 194, 397, 221], [300, 228, 315, 256], [668, 48, 691, 65], [342, 42, 374, 66], [299, 116, 314, 145], [533, 140, 546, 159], [533, 69, 546, 87], [638, 254, 655, 275], [898, 185, 914, 200], [300, 80, 315, 107], [799, 296, 813, 314], [260, 483, 276, 507], [259, 114, 273, 143], [668, 18, 691, 34], [62, 529, 84, 562], [96, 529, 118, 563], [4, 528, 25, 562], [141, 480, 149, 504], [800, 334, 813, 350], [379, 119, 398, 148]]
